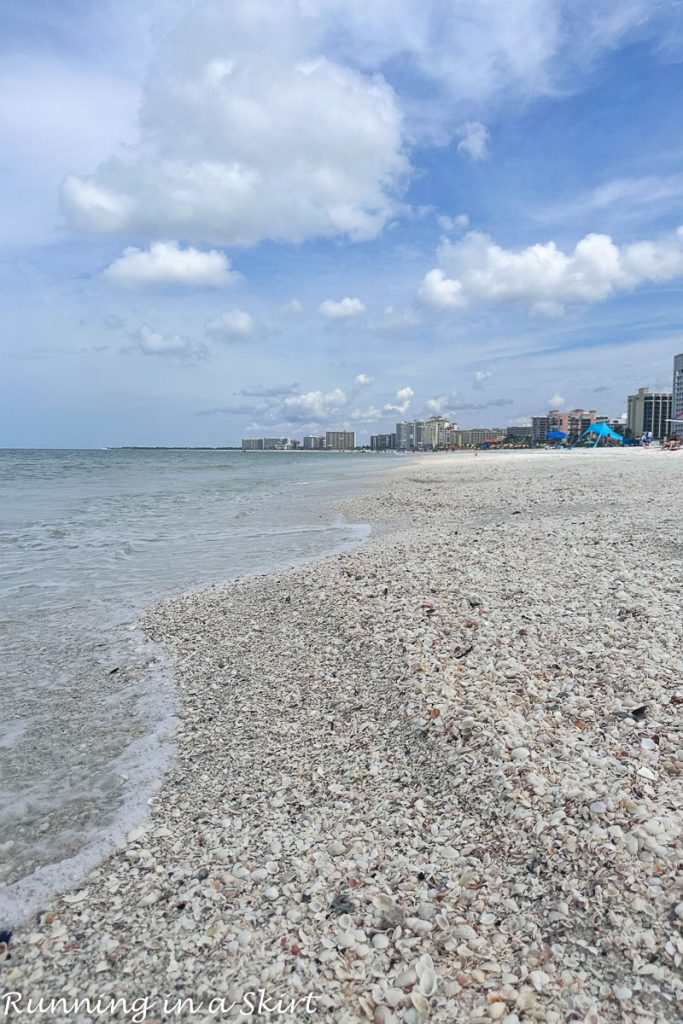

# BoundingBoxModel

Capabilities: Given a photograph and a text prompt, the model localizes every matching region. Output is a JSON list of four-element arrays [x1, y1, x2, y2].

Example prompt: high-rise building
[[370, 433, 397, 450], [263, 437, 289, 450], [325, 431, 356, 450], [531, 416, 549, 442], [303, 435, 325, 449], [672, 353, 683, 437], [423, 416, 456, 449], [241, 438, 264, 450], [395, 419, 457, 450], [626, 387, 672, 440]]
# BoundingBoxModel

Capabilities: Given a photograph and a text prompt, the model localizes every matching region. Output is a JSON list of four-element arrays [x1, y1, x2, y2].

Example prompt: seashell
[[374, 1008, 397, 1024], [488, 1004, 507, 1020], [416, 967, 437, 996], [372, 932, 390, 949], [409, 992, 430, 1017], [414, 953, 434, 976], [395, 967, 417, 989], [384, 988, 404, 1008]]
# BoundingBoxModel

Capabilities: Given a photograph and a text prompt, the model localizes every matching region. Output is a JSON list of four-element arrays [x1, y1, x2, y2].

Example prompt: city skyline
[[2, 2, 683, 446]]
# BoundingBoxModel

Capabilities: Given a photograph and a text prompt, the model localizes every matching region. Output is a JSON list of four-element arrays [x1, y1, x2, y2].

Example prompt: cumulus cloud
[[205, 309, 259, 342], [56, 0, 673, 251], [319, 297, 366, 319], [457, 121, 490, 161], [426, 395, 450, 413], [419, 225, 683, 314], [350, 405, 383, 421], [131, 324, 205, 360], [383, 385, 414, 414], [282, 388, 347, 422], [548, 392, 565, 407], [61, 2, 408, 246], [418, 268, 466, 309], [280, 298, 304, 315], [103, 241, 239, 288], [355, 373, 373, 384]]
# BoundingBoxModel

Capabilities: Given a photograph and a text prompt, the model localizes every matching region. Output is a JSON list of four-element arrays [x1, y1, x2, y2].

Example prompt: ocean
[[0, 448, 393, 922]]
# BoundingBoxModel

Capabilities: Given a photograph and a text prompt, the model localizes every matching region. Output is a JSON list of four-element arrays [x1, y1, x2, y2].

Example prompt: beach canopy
[[581, 421, 623, 443], [547, 429, 568, 439]]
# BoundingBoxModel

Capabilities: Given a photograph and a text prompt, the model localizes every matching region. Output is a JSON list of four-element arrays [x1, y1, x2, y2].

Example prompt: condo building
[[673, 353, 683, 437], [241, 437, 264, 450], [626, 387, 672, 440], [302, 435, 325, 450], [325, 430, 356, 450], [394, 417, 460, 450], [370, 433, 397, 451]]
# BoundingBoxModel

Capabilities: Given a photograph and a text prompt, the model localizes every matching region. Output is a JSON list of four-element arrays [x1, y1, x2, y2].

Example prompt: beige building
[[457, 427, 506, 446], [325, 430, 356, 450]]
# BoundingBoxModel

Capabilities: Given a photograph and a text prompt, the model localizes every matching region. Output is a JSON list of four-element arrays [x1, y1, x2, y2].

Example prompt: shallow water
[[0, 448, 392, 922]]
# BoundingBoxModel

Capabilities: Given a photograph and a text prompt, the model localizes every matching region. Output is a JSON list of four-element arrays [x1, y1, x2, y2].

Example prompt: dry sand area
[[3, 449, 682, 1023]]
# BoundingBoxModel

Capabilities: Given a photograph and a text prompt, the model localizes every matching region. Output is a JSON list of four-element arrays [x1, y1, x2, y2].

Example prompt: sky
[[2, 0, 683, 447]]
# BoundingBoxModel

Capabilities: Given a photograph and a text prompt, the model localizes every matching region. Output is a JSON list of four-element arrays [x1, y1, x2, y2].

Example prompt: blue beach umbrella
[[547, 429, 568, 440]]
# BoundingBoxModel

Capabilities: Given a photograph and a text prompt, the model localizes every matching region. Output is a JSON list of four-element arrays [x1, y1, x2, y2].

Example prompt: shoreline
[[0, 464, 388, 929], [3, 450, 682, 1022]]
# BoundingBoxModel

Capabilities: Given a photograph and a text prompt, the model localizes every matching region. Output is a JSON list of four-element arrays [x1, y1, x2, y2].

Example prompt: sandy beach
[[3, 449, 682, 1023]]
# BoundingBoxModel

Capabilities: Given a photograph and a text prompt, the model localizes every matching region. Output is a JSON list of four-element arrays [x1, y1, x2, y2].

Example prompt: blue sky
[[2, 0, 683, 446]]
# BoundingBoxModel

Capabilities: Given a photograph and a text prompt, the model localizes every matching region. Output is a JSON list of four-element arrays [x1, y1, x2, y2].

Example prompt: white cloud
[[280, 298, 304, 315], [457, 121, 490, 161], [132, 324, 204, 360], [205, 309, 257, 341], [355, 373, 373, 384], [61, 3, 407, 246], [474, 370, 492, 388], [383, 385, 414, 414], [418, 268, 466, 309], [548, 392, 565, 408], [426, 395, 450, 413], [319, 297, 366, 319], [104, 241, 239, 287], [350, 405, 383, 421], [282, 388, 347, 422], [420, 225, 683, 314], [55, 1, 673, 251]]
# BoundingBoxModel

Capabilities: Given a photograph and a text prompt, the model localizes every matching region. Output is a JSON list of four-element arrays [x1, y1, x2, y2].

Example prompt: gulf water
[[0, 448, 391, 922]]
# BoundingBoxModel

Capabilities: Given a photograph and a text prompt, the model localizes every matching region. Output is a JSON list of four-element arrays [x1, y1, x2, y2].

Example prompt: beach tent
[[547, 429, 568, 439], [581, 421, 624, 447]]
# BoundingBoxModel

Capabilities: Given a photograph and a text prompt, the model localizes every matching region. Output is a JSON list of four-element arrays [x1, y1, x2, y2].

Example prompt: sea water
[[0, 448, 391, 922]]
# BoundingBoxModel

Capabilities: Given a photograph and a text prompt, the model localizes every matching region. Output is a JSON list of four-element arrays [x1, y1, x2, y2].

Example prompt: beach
[[3, 449, 682, 1023]]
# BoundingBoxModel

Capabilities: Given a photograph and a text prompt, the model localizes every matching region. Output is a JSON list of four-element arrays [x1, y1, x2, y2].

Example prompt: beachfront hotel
[[672, 352, 683, 436], [325, 431, 356, 450], [626, 387, 672, 440]]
